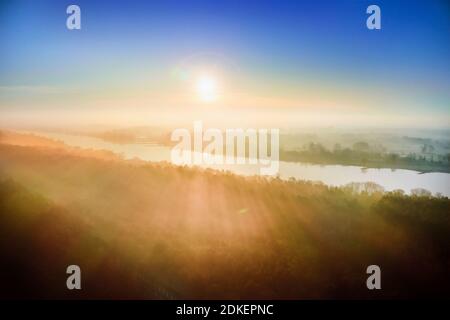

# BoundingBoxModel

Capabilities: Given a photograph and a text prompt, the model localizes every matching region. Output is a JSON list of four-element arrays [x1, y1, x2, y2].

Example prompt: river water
[[27, 131, 450, 197]]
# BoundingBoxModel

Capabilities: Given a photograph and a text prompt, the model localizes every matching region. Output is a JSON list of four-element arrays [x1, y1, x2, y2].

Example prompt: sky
[[0, 0, 449, 128]]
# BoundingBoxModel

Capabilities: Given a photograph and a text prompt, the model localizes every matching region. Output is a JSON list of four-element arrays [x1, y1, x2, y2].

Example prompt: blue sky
[[0, 0, 449, 127]]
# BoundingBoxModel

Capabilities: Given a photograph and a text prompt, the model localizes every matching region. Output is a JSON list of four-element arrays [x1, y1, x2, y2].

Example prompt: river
[[26, 131, 450, 197]]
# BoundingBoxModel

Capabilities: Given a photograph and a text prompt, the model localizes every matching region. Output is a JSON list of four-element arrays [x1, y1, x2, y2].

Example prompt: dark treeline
[[281, 142, 450, 173]]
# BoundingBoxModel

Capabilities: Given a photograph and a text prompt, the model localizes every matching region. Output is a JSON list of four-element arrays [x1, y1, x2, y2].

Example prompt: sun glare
[[196, 75, 218, 102]]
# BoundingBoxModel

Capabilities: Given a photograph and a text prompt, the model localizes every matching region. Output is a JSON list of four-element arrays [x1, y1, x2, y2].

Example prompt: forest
[[0, 131, 449, 299]]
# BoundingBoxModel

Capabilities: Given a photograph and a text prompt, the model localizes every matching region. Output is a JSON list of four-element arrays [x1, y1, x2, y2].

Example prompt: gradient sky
[[0, 0, 449, 128]]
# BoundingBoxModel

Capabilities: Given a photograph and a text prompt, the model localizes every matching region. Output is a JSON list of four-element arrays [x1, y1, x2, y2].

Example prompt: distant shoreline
[[280, 158, 450, 174]]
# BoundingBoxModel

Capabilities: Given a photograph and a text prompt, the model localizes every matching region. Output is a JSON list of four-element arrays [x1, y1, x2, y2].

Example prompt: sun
[[196, 75, 218, 103]]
